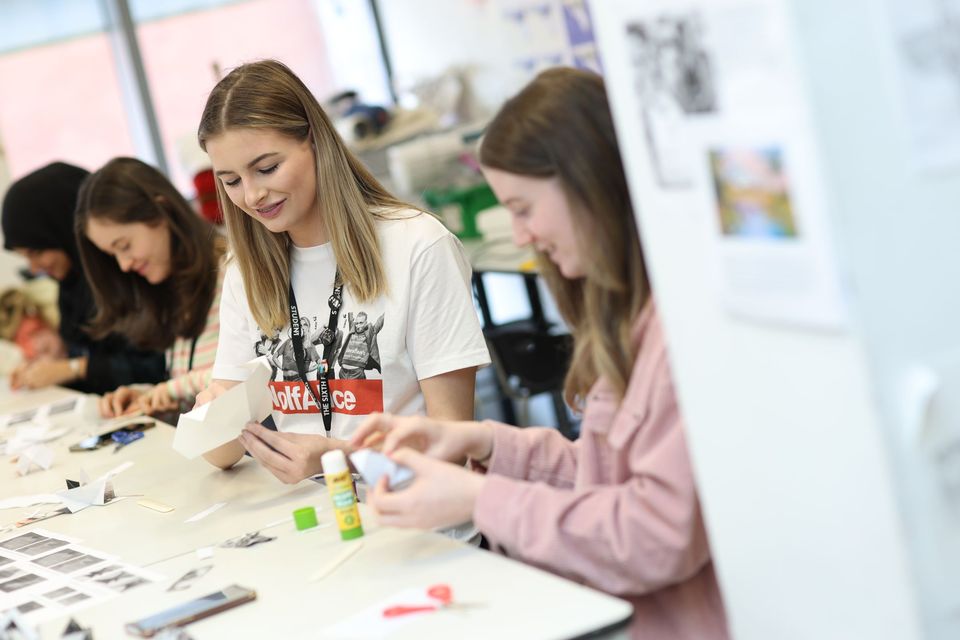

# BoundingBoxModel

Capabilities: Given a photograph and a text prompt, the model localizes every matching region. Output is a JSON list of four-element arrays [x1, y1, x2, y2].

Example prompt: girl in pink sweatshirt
[[350, 67, 729, 640]]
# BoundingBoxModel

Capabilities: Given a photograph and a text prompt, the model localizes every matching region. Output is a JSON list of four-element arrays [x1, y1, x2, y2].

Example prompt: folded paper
[[173, 358, 273, 459], [15, 444, 55, 476]]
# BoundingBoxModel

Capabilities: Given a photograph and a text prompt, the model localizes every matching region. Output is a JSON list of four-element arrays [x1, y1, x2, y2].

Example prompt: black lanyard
[[288, 270, 343, 435]]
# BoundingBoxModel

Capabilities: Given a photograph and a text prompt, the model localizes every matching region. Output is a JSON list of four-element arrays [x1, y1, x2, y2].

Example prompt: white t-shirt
[[212, 211, 490, 440]]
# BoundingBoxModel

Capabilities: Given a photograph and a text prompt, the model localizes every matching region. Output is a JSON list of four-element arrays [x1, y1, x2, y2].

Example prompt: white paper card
[[349, 449, 415, 490], [172, 358, 273, 459]]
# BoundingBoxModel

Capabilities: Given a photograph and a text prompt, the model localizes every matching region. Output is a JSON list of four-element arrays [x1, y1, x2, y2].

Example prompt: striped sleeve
[[164, 264, 225, 404]]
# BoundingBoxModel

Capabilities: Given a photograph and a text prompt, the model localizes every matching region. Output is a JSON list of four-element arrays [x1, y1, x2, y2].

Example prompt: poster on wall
[[592, 0, 848, 329], [886, 0, 960, 172], [498, 0, 602, 77]]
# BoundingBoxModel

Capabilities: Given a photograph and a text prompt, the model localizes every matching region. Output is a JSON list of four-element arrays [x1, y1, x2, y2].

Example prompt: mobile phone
[[124, 584, 256, 637], [68, 422, 155, 452]]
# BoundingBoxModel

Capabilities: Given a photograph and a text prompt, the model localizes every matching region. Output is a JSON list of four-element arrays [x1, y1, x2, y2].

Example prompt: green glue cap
[[293, 506, 319, 531]]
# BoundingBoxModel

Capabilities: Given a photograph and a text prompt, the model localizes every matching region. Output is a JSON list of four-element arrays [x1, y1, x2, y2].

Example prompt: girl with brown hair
[[75, 157, 226, 416], [350, 67, 729, 639], [193, 60, 488, 484]]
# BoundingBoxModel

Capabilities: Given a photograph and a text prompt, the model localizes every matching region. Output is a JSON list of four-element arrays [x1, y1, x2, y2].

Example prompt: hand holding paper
[[173, 358, 273, 459]]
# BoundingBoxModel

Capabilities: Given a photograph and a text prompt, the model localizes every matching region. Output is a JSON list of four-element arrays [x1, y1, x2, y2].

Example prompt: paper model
[[55, 462, 131, 513], [350, 449, 415, 490], [15, 444, 55, 476], [0, 462, 133, 513], [173, 358, 273, 459], [4, 423, 73, 456]]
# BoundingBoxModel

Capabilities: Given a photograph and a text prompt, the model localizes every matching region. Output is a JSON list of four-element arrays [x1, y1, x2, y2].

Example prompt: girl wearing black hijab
[[2, 161, 165, 393]]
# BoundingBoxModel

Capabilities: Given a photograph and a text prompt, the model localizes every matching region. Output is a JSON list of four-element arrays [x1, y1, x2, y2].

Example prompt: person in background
[[193, 60, 489, 484], [74, 157, 226, 417], [1, 162, 165, 393], [350, 68, 729, 640]]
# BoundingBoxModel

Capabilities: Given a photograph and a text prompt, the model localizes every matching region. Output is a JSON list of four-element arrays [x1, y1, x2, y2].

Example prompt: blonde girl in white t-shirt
[[194, 60, 489, 483]]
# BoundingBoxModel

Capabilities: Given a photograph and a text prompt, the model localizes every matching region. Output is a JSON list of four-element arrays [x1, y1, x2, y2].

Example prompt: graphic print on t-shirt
[[256, 309, 385, 416]]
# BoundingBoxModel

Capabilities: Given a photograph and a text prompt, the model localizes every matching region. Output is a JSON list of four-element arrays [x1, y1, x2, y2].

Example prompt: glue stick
[[321, 449, 364, 540]]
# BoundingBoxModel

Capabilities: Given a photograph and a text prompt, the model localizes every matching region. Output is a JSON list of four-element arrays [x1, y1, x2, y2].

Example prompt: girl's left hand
[[368, 448, 485, 530], [238, 422, 339, 484]]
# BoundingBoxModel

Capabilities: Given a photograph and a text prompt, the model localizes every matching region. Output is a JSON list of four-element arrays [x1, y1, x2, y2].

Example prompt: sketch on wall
[[889, 0, 960, 171], [626, 11, 717, 189]]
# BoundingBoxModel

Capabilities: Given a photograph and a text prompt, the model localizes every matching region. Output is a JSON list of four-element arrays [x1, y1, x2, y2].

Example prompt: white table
[[1, 387, 632, 639]]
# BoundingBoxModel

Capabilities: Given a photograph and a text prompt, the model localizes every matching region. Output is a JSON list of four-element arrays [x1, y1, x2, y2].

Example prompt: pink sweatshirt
[[473, 302, 729, 639]]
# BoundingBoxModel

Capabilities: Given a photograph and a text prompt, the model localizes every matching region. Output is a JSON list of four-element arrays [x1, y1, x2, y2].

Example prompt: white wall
[[591, 0, 956, 637], [374, 0, 591, 117], [311, 0, 393, 105]]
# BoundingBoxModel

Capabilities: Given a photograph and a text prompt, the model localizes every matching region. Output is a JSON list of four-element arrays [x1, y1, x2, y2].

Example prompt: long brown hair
[[75, 157, 223, 350], [480, 67, 649, 408], [197, 59, 413, 334]]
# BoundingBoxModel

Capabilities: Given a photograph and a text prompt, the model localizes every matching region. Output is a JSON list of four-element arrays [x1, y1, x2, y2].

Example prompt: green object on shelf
[[423, 183, 498, 240]]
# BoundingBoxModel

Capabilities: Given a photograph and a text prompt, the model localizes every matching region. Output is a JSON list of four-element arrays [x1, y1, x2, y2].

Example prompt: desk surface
[[1, 387, 632, 639]]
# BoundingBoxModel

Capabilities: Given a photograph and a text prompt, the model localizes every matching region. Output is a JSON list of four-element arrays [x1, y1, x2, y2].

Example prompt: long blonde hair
[[480, 68, 649, 408], [198, 59, 411, 334]]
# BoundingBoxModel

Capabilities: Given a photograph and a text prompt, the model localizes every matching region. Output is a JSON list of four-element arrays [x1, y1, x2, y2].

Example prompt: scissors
[[382, 584, 482, 618], [111, 429, 144, 453]]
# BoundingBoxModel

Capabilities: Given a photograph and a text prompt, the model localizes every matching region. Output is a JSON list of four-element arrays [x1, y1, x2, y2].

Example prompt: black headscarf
[[2, 162, 89, 265]]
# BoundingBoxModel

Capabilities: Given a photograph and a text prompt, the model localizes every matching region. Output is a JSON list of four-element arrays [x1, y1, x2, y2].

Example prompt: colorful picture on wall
[[708, 147, 798, 239]]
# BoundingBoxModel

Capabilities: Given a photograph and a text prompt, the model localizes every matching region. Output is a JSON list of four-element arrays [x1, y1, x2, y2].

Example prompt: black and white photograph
[[52, 554, 107, 574], [46, 398, 78, 416], [0, 533, 47, 552], [0, 572, 45, 593], [15, 601, 42, 614], [627, 10, 717, 189], [0, 555, 14, 567], [43, 586, 74, 600], [59, 592, 90, 605], [0, 568, 20, 581], [95, 570, 136, 590], [5, 408, 38, 426], [889, 0, 960, 170], [17, 537, 69, 556], [81, 565, 120, 581], [33, 548, 83, 568]]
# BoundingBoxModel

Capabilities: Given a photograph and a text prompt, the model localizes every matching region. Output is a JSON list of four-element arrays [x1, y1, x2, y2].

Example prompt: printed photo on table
[[0, 572, 45, 592], [17, 537, 70, 556], [52, 554, 107, 574], [32, 548, 84, 568], [0, 532, 47, 551]]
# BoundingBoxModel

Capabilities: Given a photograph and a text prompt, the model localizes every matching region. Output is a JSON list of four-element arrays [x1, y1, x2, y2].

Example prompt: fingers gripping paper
[[173, 358, 273, 459]]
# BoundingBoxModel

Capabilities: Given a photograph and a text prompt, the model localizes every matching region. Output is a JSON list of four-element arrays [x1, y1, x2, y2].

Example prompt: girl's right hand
[[99, 386, 143, 418], [349, 413, 493, 464]]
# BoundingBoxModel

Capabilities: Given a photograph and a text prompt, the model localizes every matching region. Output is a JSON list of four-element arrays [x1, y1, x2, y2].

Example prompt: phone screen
[[68, 422, 155, 452], [126, 585, 255, 636]]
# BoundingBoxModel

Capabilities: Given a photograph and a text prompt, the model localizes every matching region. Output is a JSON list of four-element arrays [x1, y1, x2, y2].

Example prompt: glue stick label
[[326, 469, 364, 540]]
